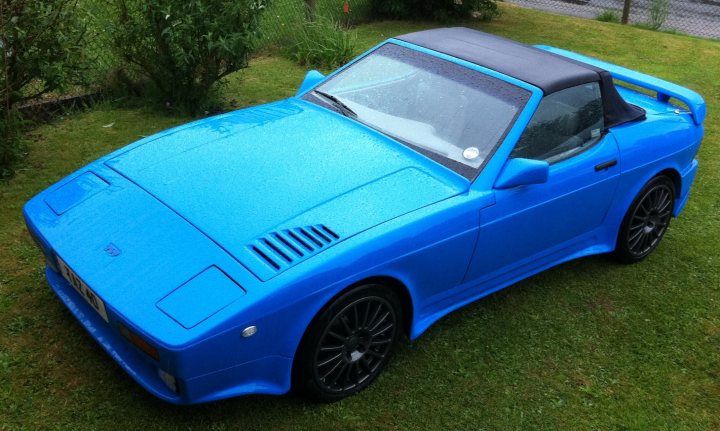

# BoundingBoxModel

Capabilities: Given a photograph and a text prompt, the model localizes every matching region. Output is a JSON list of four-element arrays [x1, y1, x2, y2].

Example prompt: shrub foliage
[[0, 0, 86, 178], [370, 0, 500, 22], [109, 0, 268, 114], [648, 0, 671, 30], [595, 9, 621, 23], [285, 18, 356, 69]]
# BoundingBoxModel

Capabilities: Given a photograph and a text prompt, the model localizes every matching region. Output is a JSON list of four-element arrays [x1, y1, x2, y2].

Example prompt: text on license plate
[[57, 258, 109, 323]]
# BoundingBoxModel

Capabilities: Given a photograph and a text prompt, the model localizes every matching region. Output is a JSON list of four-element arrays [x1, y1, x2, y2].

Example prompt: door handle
[[594, 159, 617, 171]]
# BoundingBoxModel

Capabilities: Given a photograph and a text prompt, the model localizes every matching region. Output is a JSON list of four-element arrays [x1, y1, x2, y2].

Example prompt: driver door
[[463, 82, 621, 286]]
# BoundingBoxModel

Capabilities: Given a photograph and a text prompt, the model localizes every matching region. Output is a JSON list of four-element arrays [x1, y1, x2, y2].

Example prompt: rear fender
[[536, 45, 706, 125]]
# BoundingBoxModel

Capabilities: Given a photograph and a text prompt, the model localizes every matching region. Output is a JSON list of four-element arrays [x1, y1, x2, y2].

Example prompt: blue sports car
[[23, 28, 705, 404]]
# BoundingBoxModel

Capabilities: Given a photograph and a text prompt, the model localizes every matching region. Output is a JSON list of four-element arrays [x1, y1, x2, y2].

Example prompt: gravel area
[[507, 0, 720, 39]]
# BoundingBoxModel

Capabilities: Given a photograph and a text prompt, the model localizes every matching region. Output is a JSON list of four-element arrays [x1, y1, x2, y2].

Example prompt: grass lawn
[[1, 4, 719, 430]]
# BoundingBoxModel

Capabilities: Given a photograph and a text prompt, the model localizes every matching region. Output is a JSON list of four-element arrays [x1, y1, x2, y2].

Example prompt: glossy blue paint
[[493, 158, 550, 189], [44, 171, 109, 215], [23, 35, 704, 404], [157, 266, 246, 329], [296, 70, 325, 96], [104, 100, 467, 276], [466, 132, 622, 285]]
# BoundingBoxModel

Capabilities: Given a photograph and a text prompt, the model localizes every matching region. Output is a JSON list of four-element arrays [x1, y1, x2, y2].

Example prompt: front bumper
[[24, 163, 295, 404], [45, 267, 292, 404], [46, 268, 184, 403]]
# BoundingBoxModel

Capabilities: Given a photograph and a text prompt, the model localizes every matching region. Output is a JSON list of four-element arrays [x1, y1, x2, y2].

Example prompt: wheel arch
[[290, 274, 414, 384], [616, 166, 682, 224], [657, 167, 682, 197], [359, 275, 414, 336], [613, 170, 677, 262], [604, 166, 682, 252]]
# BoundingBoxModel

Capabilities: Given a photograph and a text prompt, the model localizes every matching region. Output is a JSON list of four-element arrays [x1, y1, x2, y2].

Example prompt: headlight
[[27, 226, 59, 273]]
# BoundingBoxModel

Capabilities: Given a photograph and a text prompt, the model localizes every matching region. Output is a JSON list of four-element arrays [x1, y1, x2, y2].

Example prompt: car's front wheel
[[614, 175, 675, 263], [294, 284, 402, 402]]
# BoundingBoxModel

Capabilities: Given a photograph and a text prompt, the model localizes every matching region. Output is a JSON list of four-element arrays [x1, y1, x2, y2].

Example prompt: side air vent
[[248, 225, 340, 274]]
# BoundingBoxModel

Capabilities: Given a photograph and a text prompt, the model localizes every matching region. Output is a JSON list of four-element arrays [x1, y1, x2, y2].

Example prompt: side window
[[511, 83, 604, 163]]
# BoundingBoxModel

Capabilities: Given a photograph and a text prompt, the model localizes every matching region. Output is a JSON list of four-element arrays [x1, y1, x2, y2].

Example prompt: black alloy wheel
[[615, 175, 675, 263], [294, 284, 402, 402]]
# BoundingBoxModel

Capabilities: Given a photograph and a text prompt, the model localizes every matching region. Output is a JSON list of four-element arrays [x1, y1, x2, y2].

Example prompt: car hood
[[105, 99, 467, 279]]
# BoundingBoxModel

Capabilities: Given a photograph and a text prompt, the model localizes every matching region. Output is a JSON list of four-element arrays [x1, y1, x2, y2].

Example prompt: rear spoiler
[[535, 45, 706, 125]]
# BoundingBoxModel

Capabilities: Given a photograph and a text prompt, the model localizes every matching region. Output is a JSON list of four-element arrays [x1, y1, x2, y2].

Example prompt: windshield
[[304, 43, 531, 179]]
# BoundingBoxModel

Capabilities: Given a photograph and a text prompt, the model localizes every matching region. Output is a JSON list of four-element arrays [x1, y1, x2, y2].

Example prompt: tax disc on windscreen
[[463, 147, 480, 160]]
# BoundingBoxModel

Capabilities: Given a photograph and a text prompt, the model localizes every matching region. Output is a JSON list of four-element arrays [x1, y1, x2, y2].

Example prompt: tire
[[293, 284, 403, 402], [614, 175, 675, 264]]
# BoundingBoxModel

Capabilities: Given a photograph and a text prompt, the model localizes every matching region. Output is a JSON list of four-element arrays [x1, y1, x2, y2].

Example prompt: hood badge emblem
[[104, 243, 122, 257]]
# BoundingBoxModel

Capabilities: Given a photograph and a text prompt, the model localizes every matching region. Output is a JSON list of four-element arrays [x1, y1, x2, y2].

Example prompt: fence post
[[621, 0, 632, 24]]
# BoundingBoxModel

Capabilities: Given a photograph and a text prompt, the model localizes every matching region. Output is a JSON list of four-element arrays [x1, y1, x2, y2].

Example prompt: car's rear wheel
[[294, 284, 402, 402], [614, 175, 675, 263]]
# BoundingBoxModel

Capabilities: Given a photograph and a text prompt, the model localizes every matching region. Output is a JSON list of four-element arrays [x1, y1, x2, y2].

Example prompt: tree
[[621, 0, 632, 24], [0, 0, 87, 178]]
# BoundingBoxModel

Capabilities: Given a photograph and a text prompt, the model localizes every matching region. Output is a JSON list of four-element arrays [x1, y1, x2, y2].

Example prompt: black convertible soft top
[[397, 27, 645, 128]]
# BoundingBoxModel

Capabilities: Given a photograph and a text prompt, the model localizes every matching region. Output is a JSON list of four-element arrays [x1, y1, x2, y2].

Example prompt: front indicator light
[[118, 323, 160, 361], [158, 369, 178, 393], [241, 325, 257, 337]]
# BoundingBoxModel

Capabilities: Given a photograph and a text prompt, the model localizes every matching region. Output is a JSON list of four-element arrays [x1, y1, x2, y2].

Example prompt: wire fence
[[261, 0, 373, 42], [507, 0, 720, 39]]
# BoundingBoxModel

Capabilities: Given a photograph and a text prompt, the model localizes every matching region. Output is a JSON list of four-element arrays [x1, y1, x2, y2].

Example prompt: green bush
[[109, 0, 269, 114], [648, 0, 671, 30], [0, 110, 23, 179], [595, 9, 621, 23], [284, 18, 356, 69], [370, 0, 500, 22], [0, 0, 87, 178]]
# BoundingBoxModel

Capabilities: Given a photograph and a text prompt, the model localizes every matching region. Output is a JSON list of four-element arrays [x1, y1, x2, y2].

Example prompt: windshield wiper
[[312, 90, 357, 119]]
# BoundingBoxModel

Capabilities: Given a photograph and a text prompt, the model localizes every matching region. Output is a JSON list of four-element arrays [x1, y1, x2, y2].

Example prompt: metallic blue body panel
[[44, 171, 109, 215], [104, 98, 467, 280], [157, 266, 246, 329], [23, 39, 704, 404]]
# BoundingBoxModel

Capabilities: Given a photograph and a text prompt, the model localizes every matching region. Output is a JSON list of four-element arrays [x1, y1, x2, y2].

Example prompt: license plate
[[58, 258, 109, 323]]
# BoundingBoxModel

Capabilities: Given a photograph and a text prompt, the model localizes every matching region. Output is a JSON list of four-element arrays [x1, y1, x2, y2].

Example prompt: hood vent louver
[[248, 225, 340, 277]]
